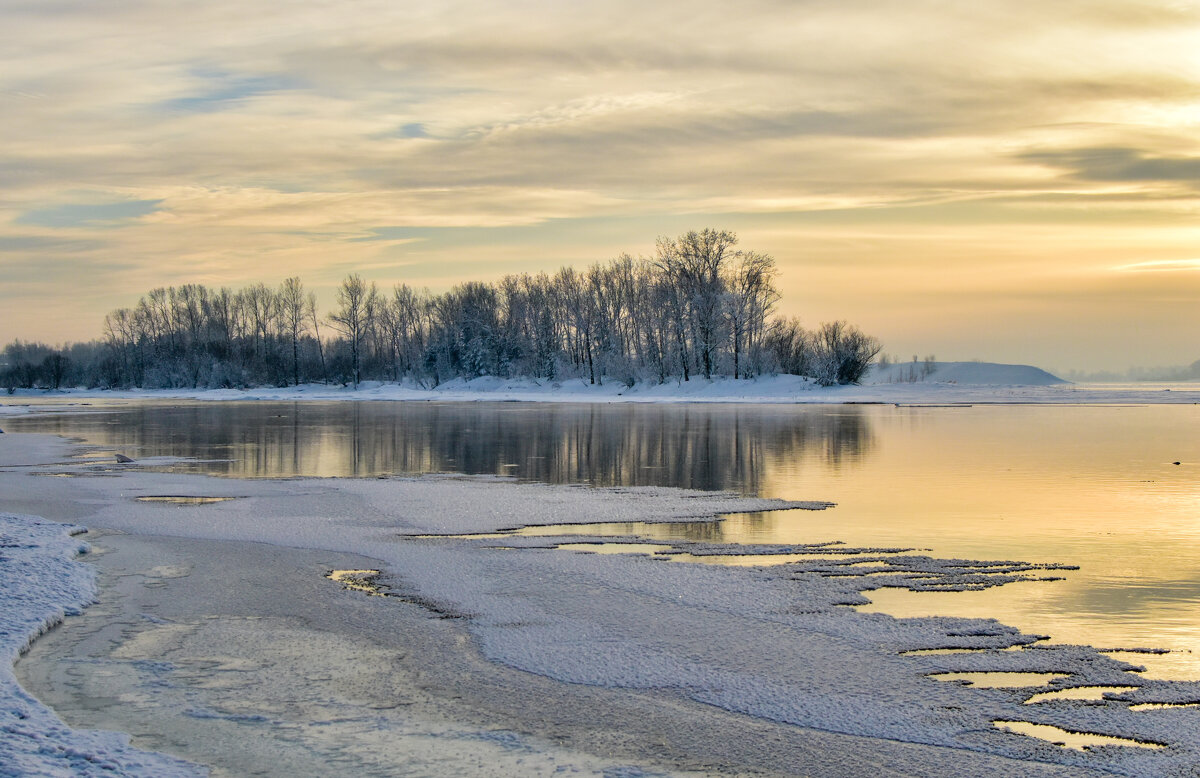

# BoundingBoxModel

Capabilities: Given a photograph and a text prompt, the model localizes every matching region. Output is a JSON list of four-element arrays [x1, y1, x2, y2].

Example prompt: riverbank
[[5, 373, 1200, 409], [3, 428, 1199, 775]]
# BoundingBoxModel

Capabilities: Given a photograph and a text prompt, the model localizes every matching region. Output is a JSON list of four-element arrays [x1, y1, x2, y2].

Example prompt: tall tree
[[279, 277, 308, 386], [329, 274, 377, 388], [725, 251, 779, 379], [307, 291, 328, 384]]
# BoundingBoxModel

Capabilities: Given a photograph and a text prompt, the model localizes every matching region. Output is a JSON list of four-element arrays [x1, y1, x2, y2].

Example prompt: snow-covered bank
[[0, 513, 202, 776], [5, 369, 1200, 407], [3, 430, 1199, 775]]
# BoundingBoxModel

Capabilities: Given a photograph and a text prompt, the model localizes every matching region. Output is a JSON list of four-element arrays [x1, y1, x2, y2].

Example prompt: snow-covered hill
[[866, 361, 1066, 386]]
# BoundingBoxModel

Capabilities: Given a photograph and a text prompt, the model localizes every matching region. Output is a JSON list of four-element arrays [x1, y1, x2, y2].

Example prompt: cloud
[[0, 235, 104, 252], [133, 185, 630, 230], [1021, 147, 1200, 185]]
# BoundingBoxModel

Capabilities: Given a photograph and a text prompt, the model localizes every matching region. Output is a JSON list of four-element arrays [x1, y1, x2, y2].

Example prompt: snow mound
[[867, 361, 1067, 386]]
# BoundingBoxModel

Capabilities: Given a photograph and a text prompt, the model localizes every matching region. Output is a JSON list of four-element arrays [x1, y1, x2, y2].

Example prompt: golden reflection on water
[[1128, 701, 1200, 711], [667, 552, 852, 567], [555, 542, 675, 555], [508, 513, 807, 544], [859, 588, 1200, 680], [1024, 686, 1139, 704], [900, 645, 1034, 656], [993, 720, 1166, 751], [927, 671, 1069, 688]]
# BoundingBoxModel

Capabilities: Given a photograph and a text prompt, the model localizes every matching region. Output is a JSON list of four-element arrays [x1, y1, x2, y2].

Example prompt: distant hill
[[866, 361, 1067, 386]]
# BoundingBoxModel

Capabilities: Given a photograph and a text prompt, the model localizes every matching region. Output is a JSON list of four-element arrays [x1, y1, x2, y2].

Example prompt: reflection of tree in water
[[9, 401, 876, 494], [612, 515, 777, 544], [333, 404, 876, 493]]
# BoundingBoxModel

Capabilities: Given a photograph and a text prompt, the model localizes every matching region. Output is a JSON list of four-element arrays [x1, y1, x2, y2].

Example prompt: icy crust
[[488, 536, 1078, 593], [796, 552, 1077, 593], [0, 403, 40, 419], [410, 539, 1200, 776], [0, 513, 203, 777], [384, 479, 834, 536]]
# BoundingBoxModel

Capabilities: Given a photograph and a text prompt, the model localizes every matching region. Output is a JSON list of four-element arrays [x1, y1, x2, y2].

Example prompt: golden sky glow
[[2, 0, 1200, 371]]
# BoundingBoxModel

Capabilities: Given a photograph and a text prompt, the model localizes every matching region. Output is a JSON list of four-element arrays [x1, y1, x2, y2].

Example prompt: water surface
[[8, 399, 1200, 679]]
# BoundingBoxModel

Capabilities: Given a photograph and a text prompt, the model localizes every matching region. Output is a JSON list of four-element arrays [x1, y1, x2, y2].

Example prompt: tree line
[[2, 229, 881, 392]]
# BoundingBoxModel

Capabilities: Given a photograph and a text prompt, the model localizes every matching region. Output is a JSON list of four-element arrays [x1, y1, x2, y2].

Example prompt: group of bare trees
[[97, 280, 328, 389], [766, 318, 883, 386], [2, 229, 882, 392]]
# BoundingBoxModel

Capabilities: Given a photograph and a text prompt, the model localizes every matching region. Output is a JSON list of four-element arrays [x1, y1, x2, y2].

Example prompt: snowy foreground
[[4, 429, 1200, 775], [6, 364, 1200, 408], [0, 512, 200, 775]]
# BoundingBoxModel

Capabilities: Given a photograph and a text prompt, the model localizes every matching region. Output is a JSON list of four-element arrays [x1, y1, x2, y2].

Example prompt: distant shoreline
[[5, 372, 1200, 409]]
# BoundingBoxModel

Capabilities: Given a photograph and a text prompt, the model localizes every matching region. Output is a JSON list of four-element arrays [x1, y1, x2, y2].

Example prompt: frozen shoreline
[[0, 435, 203, 775], [3, 429, 1200, 775], [4, 373, 1200, 411]]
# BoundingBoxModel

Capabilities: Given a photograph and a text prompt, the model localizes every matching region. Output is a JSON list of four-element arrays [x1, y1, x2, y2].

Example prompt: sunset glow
[[3, 0, 1199, 371]]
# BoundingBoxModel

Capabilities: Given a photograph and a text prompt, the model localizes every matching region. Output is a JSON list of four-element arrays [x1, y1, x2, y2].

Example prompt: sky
[[1, 0, 1199, 373]]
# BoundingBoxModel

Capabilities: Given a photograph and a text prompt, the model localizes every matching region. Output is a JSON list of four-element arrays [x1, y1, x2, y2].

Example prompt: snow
[[4, 428, 1200, 774], [0, 513, 203, 777], [7, 362, 1200, 408]]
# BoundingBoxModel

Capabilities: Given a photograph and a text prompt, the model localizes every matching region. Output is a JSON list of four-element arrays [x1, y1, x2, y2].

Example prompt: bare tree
[[725, 251, 778, 379], [813, 321, 881, 386], [378, 284, 428, 382], [764, 317, 812, 377], [655, 229, 739, 379], [307, 291, 328, 384], [278, 277, 308, 386], [329, 274, 377, 388]]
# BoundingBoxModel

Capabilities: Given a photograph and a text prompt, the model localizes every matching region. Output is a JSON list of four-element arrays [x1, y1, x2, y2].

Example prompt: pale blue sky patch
[[395, 123, 428, 139], [17, 200, 162, 229], [368, 123, 433, 141], [158, 69, 299, 113]]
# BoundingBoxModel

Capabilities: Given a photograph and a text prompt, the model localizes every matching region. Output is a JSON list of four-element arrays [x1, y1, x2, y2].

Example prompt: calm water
[[7, 399, 1200, 678]]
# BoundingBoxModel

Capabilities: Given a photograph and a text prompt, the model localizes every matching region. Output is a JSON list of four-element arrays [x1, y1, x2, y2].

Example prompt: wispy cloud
[[1021, 147, 1200, 185], [1114, 259, 1200, 273]]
